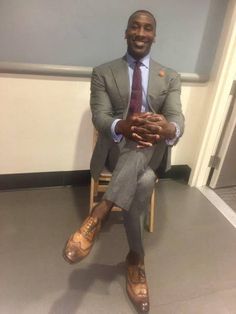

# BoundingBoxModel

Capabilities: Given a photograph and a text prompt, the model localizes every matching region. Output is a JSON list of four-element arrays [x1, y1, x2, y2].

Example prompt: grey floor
[[215, 186, 236, 213], [0, 179, 236, 314]]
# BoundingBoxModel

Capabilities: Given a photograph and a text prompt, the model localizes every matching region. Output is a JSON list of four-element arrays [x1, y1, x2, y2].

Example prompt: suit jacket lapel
[[148, 59, 166, 112], [110, 57, 129, 115], [110, 57, 167, 115]]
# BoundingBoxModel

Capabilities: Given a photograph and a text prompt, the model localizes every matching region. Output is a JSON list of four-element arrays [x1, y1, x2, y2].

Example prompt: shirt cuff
[[111, 119, 123, 143], [165, 122, 181, 146]]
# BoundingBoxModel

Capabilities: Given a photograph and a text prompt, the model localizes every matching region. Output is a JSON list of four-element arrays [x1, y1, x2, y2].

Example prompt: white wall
[[0, 74, 209, 174], [172, 82, 209, 168], [0, 75, 92, 174]]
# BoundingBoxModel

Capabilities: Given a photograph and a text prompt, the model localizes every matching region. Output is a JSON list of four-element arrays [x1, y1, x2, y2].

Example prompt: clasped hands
[[116, 112, 176, 148]]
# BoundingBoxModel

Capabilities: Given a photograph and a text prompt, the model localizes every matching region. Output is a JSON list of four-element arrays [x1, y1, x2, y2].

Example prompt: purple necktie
[[129, 61, 142, 114]]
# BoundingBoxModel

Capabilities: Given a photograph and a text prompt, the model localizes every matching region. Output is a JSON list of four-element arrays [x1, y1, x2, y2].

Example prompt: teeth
[[134, 41, 145, 47], [134, 40, 146, 44]]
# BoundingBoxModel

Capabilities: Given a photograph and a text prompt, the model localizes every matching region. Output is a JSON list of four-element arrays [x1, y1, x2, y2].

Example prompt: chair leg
[[93, 180, 99, 197], [90, 177, 99, 213], [149, 188, 155, 233], [90, 178, 95, 212]]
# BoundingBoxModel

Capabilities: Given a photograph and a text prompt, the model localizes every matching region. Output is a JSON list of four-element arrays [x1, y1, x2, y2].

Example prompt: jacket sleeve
[[161, 72, 185, 138], [90, 67, 116, 139]]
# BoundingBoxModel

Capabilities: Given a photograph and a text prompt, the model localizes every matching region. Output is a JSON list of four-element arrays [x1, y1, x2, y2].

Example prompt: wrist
[[115, 119, 125, 135], [167, 123, 176, 139], [111, 119, 123, 142]]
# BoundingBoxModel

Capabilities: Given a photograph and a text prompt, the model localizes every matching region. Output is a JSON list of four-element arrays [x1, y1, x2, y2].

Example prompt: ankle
[[91, 200, 113, 221], [127, 250, 144, 265]]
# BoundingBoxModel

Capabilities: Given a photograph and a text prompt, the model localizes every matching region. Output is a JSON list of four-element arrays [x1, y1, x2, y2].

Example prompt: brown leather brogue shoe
[[63, 216, 101, 264], [126, 260, 150, 313]]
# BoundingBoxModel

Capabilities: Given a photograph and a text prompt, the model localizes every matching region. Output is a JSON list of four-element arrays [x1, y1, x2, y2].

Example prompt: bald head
[[127, 10, 157, 31]]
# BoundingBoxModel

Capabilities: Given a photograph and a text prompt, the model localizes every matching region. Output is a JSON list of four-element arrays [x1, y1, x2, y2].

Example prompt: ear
[[125, 30, 127, 39]]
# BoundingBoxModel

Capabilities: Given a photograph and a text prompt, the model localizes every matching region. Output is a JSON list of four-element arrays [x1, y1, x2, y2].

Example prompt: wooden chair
[[89, 130, 157, 232]]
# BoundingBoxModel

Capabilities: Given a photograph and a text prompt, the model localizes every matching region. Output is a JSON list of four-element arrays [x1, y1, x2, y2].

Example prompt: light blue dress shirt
[[111, 53, 150, 142]]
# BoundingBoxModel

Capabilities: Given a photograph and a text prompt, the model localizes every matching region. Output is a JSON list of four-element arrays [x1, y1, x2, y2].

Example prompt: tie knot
[[134, 60, 142, 68]]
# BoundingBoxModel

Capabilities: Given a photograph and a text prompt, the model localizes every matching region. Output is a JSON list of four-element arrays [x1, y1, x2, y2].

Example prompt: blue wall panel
[[0, 0, 229, 74]]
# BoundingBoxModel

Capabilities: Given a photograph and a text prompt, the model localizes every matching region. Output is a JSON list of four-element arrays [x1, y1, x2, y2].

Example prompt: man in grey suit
[[64, 9, 184, 313]]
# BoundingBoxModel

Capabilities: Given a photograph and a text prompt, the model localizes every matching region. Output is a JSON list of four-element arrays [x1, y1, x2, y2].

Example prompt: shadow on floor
[[48, 262, 128, 314]]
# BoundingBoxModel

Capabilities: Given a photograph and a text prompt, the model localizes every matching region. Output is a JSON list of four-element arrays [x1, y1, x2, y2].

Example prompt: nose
[[136, 26, 145, 37]]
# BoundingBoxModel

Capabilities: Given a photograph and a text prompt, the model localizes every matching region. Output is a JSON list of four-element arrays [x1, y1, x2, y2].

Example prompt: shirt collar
[[126, 52, 150, 69]]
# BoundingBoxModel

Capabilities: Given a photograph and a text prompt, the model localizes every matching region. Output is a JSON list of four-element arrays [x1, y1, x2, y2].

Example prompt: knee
[[137, 168, 157, 193]]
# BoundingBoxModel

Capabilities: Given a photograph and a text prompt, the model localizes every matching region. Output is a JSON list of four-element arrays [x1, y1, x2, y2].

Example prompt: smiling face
[[125, 11, 156, 60]]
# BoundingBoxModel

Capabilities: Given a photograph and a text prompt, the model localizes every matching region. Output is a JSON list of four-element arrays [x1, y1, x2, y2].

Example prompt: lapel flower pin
[[159, 70, 165, 77]]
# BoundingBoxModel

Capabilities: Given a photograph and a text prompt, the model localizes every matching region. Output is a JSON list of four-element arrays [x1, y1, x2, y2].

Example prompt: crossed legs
[[63, 139, 158, 313], [122, 167, 157, 257]]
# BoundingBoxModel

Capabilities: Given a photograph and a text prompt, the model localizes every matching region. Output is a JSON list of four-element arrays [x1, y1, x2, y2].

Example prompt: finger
[[146, 115, 164, 122], [132, 132, 143, 141], [132, 117, 150, 126], [139, 112, 152, 118], [136, 140, 153, 148], [131, 126, 150, 134], [142, 124, 163, 134], [132, 132, 160, 143], [141, 133, 161, 142], [131, 112, 154, 123]]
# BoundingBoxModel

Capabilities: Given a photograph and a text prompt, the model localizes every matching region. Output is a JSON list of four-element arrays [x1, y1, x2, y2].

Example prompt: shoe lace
[[83, 217, 98, 237], [130, 265, 146, 283], [137, 267, 146, 282]]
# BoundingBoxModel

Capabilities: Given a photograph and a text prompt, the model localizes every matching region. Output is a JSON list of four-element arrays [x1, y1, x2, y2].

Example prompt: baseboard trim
[[0, 165, 191, 190], [159, 165, 191, 182], [0, 170, 91, 190]]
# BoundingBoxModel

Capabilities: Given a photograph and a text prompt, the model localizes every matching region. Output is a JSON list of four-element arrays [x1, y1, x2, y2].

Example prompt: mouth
[[134, 41, 145, 48], [132, 39, 147, 49], [127, 32, 154, 58], [131, 35, 150, 49]]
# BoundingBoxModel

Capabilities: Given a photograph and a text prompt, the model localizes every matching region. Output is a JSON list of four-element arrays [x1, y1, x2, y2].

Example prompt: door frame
[[209, 92, 236, 188], [189, 0, 236, 187]]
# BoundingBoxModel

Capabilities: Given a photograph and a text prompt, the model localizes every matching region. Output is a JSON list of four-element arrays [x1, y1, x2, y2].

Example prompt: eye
[[130, 23, 139, 30], [144, 24, 154, 32]]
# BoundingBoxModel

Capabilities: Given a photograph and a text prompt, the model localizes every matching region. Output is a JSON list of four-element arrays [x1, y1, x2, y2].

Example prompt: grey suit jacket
[[90, 56, 184, 180]]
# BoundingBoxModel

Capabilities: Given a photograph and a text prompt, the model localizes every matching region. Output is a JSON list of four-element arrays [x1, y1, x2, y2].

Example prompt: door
[[209, 80, 236, 188]]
